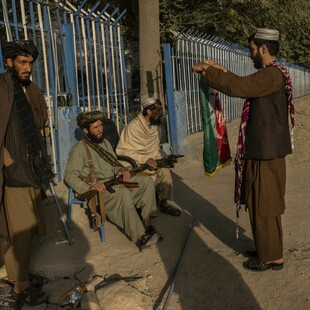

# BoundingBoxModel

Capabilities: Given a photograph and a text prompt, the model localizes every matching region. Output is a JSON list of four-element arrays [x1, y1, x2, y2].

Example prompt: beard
[[253, 51, 263, 69], [87, 132, 104, 143], [9, 67, 31, 86], [150, 117, 161, 126]]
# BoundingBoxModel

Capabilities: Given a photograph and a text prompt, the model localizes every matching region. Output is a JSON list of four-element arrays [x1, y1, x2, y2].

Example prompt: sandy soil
[[1, 96, 309, 310]]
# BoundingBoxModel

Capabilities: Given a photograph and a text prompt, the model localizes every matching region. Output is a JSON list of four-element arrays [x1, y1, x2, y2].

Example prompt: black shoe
[[243, 259, 284, 272], [145, 225, 157, 235], [145, 226, 163, 241], [136, 233, 161, 251]]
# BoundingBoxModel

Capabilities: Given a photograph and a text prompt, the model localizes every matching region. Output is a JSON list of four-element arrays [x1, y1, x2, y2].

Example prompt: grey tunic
[[64, 139, 157, 242]]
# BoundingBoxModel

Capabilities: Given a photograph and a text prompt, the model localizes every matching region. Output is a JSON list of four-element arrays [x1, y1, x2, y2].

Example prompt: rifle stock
[[79, 175, 139, 198], [104, 176, 139, 193]]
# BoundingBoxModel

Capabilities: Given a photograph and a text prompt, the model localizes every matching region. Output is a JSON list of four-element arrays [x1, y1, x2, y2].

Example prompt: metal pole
[[163, 43, 178, 153], [162, 216, 196, 310], [49, 182, 73, 246], [2, 0, 13, 40]]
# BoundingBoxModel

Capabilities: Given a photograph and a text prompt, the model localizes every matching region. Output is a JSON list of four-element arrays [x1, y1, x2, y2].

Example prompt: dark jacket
[[203, 66, 292, 159], [0, 71, 47, 266]]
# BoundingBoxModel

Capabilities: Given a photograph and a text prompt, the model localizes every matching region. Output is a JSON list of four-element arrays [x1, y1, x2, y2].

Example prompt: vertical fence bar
[[37, 1, 57, 174], [11, 0, 19, 39], [20, 0, 27, 38], [119, 35, 129, 125], [163, 43, 178, 152], [28, 1, 42, 88], [94, 15, 104, 110], [1, 0, 13, 40]]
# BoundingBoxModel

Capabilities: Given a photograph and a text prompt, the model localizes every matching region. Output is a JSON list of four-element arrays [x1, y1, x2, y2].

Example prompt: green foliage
[[88, 0, 309, 68], [159, 0, 309, 67]]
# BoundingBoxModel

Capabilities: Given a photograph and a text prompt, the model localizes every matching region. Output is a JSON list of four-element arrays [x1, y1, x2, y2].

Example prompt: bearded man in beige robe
[[116, 98, 181, 217]]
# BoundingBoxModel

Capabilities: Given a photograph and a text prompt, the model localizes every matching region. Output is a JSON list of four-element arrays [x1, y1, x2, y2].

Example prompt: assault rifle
[[104, 175, 139, 193], [156, 154, 184, 168], [78, 175, 139, 200], [129, 154, 185, 173], [78, 154, 184, 200]]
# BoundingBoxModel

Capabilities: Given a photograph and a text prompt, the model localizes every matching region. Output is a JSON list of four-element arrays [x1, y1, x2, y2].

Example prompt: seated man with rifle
[[64, 111, 161, 251], [116, 97, 182, 217]]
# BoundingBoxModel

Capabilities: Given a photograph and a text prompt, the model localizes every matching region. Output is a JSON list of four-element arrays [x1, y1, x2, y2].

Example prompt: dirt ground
[[1, 96, 309, 310]]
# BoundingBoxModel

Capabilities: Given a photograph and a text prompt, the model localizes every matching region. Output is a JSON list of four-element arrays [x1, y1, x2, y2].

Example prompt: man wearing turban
[[193, 28, 294, 272], [64, 111, 162, 251], [0, 40, 49, 305], [116, 97, 181, 217]]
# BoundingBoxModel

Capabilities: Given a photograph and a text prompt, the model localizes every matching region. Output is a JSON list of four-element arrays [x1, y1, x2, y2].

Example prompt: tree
[[158, 0, 310, 68], [88, 0, 310, 69], [138, 0, 164, 101]]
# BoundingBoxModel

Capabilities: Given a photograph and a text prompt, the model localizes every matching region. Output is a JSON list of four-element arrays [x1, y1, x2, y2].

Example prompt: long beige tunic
[[116, 114, 173, 201], [64, 139, 157, 242], [117, 114, 162, 163]]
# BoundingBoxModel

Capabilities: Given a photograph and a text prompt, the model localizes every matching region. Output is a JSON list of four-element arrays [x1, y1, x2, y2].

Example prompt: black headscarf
[[2, 40, 39, 60]]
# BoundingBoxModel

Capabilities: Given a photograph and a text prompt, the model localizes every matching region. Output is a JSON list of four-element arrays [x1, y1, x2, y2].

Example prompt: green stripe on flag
[[198, 74, 231, 176]]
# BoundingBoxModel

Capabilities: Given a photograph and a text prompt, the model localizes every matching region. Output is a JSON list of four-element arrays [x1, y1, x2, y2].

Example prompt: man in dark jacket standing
[[193, 28, 294, 272], [0, 40, 49, 305]]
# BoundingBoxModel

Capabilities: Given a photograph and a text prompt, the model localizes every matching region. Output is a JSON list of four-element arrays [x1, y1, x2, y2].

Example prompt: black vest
[[245, 80, 292, 160]]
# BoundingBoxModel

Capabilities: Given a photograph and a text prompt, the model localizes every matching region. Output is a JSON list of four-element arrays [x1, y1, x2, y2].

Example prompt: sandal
[[0, 274, 48, 288], [136, 232, 161, 251], [29, 273, 48, 288], [243, 259, 284, 272], [160, 204, 181, 216], [146, 225, 157, 235], [13, 284, 49, 306], [145, 226, 163, 241]]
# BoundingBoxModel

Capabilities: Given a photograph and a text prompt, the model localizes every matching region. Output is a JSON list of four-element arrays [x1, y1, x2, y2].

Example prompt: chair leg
[[99, 223, 105, 243], [67, 188, 73, 229], [67, 187, 106, 244]]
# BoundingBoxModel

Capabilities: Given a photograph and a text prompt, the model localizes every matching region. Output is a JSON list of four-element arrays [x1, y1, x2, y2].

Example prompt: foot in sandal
[[13, 282, 48, 306]]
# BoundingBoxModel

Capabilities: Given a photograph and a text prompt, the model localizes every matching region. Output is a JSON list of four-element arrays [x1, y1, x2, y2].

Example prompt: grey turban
[[76, 111, 104, 129]]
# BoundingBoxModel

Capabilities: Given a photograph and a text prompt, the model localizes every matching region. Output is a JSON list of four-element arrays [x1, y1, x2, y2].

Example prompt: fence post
[[163, 43, 178, 152], [163, 43, 187, 154], [62, 23, 79, 105]]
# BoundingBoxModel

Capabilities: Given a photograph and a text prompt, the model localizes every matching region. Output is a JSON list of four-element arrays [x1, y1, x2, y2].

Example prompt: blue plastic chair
[[67, 187, 105, 242]]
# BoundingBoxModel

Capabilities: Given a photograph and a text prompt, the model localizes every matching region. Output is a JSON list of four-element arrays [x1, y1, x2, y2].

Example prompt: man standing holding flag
[[193, 28, 294, 272]]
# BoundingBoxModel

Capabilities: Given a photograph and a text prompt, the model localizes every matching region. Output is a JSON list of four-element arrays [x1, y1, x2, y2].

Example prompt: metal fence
[[0, 0, 128, 179], [164, 29, 310, 136]]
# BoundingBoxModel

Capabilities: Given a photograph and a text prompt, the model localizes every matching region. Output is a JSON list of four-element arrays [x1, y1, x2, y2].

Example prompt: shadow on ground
[[153, 170, 260, 309]]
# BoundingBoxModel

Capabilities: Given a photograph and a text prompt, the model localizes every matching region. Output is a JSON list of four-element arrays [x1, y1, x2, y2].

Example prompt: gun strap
[[87, 192, 106, 229], [82, 140, 96, 177], [82, 141, 106, 227]]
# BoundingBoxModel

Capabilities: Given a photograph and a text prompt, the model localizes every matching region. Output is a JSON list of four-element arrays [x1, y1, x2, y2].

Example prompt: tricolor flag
[[199, 75, 231, 176]]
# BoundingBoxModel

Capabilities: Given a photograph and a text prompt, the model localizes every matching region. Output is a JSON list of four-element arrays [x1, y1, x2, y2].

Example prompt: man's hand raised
[[193, 60, 228, 75]]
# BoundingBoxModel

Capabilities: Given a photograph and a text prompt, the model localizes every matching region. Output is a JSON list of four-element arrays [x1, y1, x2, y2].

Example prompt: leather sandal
[[29, 273, 48, 288], [243, 259, 284, 272], [1, 274, 48, 288], [145, 226, 163, 241], [136, 233, 161, 251], [13, 284, 49, 306]]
